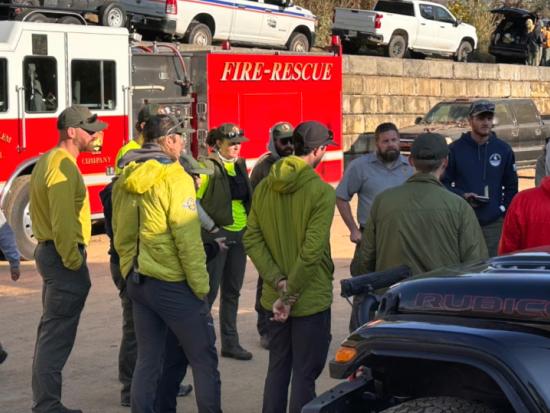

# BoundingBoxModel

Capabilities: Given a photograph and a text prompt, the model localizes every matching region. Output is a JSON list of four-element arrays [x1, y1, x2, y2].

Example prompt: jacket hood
[[541, 176, 550, 194], [266, 156, 318, 194], [117, 142, 171, 170], [267, 136, 282, 161], [117, 143, 175, 195]]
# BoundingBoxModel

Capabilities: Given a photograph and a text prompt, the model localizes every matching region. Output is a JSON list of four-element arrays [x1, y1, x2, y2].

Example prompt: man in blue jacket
[[0, 209, 21, 364], [442, 100, 518, 257]]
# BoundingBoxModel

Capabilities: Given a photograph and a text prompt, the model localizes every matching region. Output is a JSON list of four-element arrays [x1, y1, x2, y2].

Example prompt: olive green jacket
[[351, 173, 488, 277], [244, 156, 336, 317], [199, 155, 252, 226]]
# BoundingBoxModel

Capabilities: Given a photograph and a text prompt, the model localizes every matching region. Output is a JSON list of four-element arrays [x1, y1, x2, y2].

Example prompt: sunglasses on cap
[[223, 129, 245, 139], [165, 120, 186, 136], [279, 138, 293, 146], [79, 114, 98, 133]]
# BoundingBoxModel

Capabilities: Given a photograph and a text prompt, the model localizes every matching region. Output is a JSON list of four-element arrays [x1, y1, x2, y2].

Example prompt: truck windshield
[[374, 0, 415, 16], [423, 102, 470, 124]]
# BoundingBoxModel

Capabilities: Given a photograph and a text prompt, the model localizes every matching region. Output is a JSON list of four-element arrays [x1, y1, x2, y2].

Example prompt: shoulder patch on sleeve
[[182, 197, 197, 211]]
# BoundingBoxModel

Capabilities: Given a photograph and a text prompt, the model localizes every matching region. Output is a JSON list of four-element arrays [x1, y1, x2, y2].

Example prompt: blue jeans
[[127, 275, 221, 413]]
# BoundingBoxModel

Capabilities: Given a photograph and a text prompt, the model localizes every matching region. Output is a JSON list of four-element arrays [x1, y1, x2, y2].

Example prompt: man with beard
[[249, 121, 294, 349], [336, 122, 413, 331], [336, 122, 413, 246], [351, 132, 487, 280], [250, 122, 294, 189], [30, 106, 107, 413], [442, 101, 518, 257]]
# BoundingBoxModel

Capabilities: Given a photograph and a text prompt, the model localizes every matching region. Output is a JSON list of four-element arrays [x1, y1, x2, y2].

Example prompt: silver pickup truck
[[332, 0, 477, 60]]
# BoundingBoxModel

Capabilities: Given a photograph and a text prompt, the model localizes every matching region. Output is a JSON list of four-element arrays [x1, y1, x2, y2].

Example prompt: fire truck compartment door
[[230, 0, 264, 42], [238, 92, 301, 162]]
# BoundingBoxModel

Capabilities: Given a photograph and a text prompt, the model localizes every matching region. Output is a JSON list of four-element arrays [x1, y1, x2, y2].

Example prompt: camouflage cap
[[57, 105, 107, 132], [270, 122, 294, 140], [469, 100, 495, 117], [208, 123, 249, 143]]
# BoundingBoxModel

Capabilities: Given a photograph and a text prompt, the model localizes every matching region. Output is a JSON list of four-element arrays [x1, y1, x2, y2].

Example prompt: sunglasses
[[279, 138, 293, 146], [223, 129, 245, 139], [166, 119, 185, 136]]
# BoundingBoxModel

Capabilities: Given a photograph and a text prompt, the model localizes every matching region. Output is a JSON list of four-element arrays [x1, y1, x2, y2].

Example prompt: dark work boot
[[221, 345, 253, 361]]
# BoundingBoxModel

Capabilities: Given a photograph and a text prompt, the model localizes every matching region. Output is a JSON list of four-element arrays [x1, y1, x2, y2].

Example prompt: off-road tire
[[381, 396, 495, 413], [25, 12, 49, 23], [456, 40, 473, 62], [185, 22, 212, 46], [4, 176, 36, 260], [287, 32, 309, 52], [100, 2, 126, 28], [387, 34, 407, 58], [58, 16, 82, 24]]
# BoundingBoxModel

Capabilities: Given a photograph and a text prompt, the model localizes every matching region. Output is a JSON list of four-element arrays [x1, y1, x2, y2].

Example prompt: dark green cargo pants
[[481, 217, 503, 258], [32, 242, 90, 413], [110, 261, 137, 405]]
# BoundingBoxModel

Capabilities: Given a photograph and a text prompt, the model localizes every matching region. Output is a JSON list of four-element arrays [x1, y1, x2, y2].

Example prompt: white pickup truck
[[127, 0, 316, 51], [332, 0, 477, 61]]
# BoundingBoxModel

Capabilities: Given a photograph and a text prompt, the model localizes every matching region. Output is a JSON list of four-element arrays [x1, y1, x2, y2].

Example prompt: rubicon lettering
[[413, 293, 550, 319], [220, 61, 333, 82]]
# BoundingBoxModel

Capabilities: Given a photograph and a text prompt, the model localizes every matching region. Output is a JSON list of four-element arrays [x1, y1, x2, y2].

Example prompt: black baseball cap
[[57, 105, 107, 132], [411, 133, 449, 160], [293, 121, 336, 150], [208, 123, 248, 143], [137, 103, 160, 124], [469, 100, 495, 117]]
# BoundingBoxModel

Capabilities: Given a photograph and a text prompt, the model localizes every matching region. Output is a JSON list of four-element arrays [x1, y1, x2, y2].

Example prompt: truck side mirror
[[454, 19, 462, 27], [282, 0, 294, 7], [415, 116, 423, 124]]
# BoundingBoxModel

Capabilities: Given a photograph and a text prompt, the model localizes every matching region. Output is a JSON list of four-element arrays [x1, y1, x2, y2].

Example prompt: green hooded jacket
[[243, 156, 336, 317], [351, 173, 488, 277], [112, 155, 209, 299]]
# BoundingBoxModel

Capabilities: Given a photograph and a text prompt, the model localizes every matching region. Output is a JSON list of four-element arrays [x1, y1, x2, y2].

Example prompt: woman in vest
[[198, 123, 253, 361]]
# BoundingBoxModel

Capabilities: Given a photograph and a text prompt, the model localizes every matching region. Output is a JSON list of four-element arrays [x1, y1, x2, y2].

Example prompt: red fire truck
[[0, 21, 342, 259]]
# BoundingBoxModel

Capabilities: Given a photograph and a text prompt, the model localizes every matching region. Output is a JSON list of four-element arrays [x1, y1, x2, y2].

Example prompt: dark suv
[[489, 7, 537, 64]]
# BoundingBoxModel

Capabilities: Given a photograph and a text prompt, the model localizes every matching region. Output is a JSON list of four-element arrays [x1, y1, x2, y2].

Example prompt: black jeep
[[303, 252, 550, 413]]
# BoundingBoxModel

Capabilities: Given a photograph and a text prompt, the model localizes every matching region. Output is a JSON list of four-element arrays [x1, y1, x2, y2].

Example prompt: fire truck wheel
[[185, 22, 212, 46], [100, 2, 127, 28], [4, 175, 36, 261], [287, 32, 309, 52]]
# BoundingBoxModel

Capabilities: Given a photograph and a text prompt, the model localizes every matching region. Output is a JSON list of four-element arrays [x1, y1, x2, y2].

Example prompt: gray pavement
[[0, 172, 534, 412], [0, 212, 355, 413]]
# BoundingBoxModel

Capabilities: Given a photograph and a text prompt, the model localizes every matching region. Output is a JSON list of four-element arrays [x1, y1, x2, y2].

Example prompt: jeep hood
[[381, 267, 550, 324]]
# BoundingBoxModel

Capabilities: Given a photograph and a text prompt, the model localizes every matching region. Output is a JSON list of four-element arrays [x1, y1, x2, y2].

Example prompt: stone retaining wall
[[342, 56, 550, 150]]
